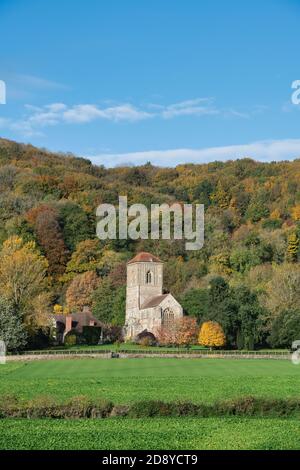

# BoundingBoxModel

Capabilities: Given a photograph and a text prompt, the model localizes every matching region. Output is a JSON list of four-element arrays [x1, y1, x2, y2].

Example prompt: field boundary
[[6, 350, 291, 361], [1, 396, 300, 419]]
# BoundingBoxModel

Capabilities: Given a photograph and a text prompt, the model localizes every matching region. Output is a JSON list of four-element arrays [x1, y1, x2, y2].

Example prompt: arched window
[[162, 308, 174, 327], [146, 270, 152, 284]]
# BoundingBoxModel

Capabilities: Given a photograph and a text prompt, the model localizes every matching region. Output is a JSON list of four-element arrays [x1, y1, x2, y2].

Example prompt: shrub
[[0, 395, 113, 419], [82, 326, 101, 345], [139, 336, 155, 347], [64, 334, 77, 346], [110, 405, 130, 417], [262, 219, 282, 230], [128, 401, 174, 418]]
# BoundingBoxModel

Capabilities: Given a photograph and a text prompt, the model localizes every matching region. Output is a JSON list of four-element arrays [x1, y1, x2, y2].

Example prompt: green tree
[[59, 202, 94, 251], [180, 288, 209, 322], [0, 297, 27, 351], [232, 286, 261, 350], [63, 239, 102, 281], [206, 277, 238, 347], [92, 278, 116, 324], [268, 310, 300, 348], [92, 280, 126, 326], [111, 286, 126, 326]]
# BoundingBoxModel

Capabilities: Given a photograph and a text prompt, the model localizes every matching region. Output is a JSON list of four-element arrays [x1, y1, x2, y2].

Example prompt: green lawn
[[0, 417, 299, 450], [1, 358, 300, 404]]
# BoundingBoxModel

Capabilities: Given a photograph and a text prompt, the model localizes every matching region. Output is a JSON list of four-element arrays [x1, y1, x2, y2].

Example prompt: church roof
[[140, 293, 170, 309], [127, 252, 162, 264]]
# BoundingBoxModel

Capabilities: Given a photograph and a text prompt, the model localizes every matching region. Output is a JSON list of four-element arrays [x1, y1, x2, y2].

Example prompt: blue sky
[[0, 0, 300, 167]]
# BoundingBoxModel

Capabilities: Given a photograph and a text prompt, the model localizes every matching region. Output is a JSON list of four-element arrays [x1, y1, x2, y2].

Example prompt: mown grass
[[0, 417, 299, 450], [1, 358, 300, 404]]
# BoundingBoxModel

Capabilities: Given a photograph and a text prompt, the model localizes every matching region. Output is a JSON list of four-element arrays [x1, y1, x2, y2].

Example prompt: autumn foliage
[[198, 321, 226, 349], [66, 271, 99, 311], [1, 138, 300, 350], [0, 236, 50, 330], [157, 317, 198, 346], [26, 205, 69, 276]]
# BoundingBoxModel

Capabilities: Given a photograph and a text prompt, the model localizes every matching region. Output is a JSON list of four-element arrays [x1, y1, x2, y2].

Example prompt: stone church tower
[[124, 252, 183, 340]]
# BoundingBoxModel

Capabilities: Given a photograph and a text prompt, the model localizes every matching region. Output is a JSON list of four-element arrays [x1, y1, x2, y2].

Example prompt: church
[[124, 252, 183, 341]]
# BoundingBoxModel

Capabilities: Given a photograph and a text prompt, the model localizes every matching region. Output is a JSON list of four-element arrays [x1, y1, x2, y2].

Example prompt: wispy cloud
[[89, 139, 300, 167], [13, 74, 68, 91], [159, 98, 219, 119], [5, 74, 69, 101], [63, 104, 152, 123], [0, 97, 263, 137]]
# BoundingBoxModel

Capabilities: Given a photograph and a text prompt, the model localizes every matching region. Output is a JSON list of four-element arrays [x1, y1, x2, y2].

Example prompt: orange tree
[[157, 317, 198, 347], [198, 321, 226, 349]]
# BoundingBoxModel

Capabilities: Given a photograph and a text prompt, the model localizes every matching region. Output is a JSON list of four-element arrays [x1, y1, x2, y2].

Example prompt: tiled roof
[[140, 293, 169, 309], [127, 252, 162, 264], [51, 310, 101, 328]]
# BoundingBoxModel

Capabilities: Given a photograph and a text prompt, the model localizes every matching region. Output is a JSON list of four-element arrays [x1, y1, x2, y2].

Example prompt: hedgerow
[[1, 395, 300, 419]]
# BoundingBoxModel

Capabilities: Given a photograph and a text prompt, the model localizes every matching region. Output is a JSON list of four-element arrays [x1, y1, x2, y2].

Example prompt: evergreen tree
[[0, 297, 27, 351]]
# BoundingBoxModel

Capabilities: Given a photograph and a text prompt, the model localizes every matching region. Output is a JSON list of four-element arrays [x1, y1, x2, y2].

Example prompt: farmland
[[1, 358, 300, 404], [1, 357, 300, 450], [1, 417, 300, 450]]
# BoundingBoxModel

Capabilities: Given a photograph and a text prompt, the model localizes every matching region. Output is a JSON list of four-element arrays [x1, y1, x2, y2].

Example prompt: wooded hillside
[[0, 137, 299, 349]]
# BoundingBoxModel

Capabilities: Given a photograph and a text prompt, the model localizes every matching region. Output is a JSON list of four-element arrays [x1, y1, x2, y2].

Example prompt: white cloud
[[63, 104, 104, 123], [62, 103, 152, 123], [46, 103, 67, 112], [101, 104, 152, 122], [160, 98, 219, 119], [89, 139, 300, 167], [3, 97, 265, 137]]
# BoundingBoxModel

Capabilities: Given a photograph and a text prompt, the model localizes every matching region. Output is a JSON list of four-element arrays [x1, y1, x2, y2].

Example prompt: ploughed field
[[1, 358, 300, 450]]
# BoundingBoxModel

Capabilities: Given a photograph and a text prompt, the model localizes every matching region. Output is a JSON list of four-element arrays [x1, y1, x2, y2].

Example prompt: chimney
[[65, 315, 72, 336]]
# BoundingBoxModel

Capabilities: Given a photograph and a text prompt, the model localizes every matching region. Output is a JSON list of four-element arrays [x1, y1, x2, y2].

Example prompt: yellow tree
[[291, 205, 300, 222], [270, 208, 281, 220], [198, 321, 226, 349], [287, 232, 299, 262], [211, 182, 230, 209], [0, 236, 49, 328], [53, 304, 63, 315]]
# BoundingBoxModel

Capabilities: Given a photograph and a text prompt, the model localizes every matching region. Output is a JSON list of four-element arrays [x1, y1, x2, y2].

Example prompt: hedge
[[1, 396, 300, 419]]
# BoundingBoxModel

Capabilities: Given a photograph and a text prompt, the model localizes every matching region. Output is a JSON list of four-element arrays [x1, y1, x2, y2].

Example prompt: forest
[[0, 137, 299, 350]]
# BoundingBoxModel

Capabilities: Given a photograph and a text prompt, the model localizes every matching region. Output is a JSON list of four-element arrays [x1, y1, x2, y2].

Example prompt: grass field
[[1, 417, 300, 450], [1, 358, 300, 404], [1, 357, 300, 450]]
